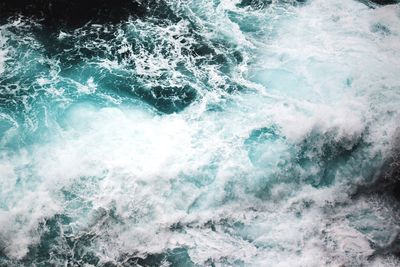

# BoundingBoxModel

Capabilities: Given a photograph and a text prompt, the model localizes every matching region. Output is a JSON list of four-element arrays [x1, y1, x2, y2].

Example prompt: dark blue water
[[1, 0, 400, 266]]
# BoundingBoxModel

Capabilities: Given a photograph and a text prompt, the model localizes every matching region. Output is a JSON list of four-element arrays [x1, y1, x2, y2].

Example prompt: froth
[[1, 0, 400, 266]]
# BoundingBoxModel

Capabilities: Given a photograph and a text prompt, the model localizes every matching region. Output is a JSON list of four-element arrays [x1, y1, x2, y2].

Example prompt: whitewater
[[1, 0, 400, 266]]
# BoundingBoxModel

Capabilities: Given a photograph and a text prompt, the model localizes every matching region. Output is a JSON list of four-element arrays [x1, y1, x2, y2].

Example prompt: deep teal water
[[1, 0, 400, 266]]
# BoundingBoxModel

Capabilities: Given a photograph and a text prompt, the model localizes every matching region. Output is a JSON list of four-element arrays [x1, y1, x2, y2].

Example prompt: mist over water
[[1, 0, 400, 266]]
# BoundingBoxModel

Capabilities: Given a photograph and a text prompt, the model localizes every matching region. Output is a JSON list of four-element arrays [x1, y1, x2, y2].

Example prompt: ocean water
[[0, 0, 400, 266]]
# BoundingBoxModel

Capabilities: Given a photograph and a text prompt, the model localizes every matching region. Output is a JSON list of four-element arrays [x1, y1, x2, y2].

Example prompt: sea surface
[[1, 0, 400, 266]]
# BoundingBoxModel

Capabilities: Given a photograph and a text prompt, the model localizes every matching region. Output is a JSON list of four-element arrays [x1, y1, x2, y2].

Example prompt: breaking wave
[[0, 0, 400, 266]]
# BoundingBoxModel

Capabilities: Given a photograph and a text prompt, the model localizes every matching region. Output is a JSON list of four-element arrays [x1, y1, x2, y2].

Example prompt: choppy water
[[1, 0, 400, 266]]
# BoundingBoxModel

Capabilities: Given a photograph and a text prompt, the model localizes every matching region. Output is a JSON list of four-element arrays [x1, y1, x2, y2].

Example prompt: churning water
[[1, 0, 400, 266]]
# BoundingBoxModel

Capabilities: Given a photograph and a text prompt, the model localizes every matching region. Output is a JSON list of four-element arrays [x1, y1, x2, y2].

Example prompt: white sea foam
[[0, 0, 400, 266], [0, 32, 7, 74]]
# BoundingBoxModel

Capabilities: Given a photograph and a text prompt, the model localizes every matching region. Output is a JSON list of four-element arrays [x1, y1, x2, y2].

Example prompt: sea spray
[[0, 0, 400, 266]]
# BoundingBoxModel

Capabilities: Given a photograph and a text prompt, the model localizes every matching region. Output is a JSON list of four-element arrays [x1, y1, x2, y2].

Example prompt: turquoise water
[[1, 0, 400, 266]]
